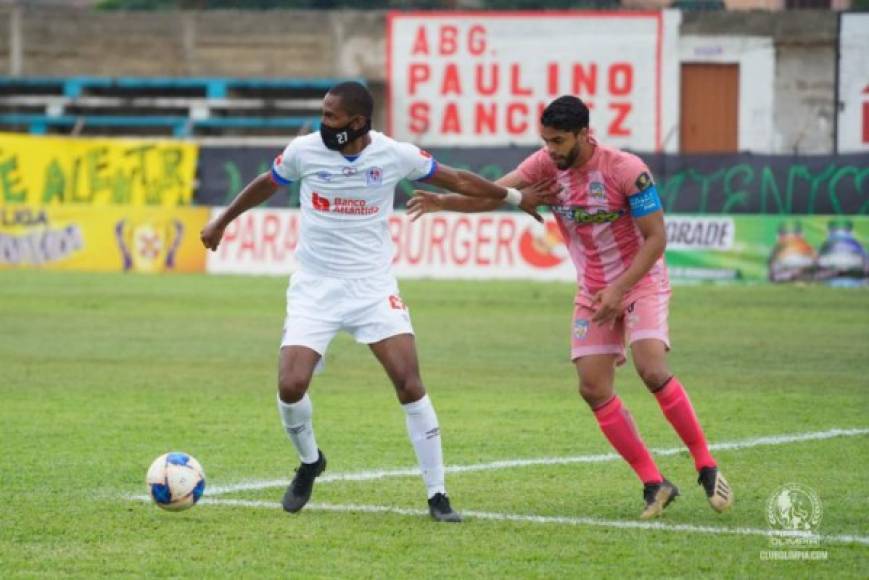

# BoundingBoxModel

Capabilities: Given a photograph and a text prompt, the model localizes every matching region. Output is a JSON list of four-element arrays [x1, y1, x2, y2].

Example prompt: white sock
[[402, 394, 446, 499], [276, 393, 319, 464]]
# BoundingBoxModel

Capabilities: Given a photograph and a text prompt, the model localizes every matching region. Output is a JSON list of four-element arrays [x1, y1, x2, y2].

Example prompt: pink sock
[[655, 377, 716, 471], [593, 396, 662, 485]]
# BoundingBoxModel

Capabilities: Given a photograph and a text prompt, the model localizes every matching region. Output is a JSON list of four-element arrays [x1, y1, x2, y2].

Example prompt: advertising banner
[[837, 12, 869, 153], [668, 215, 868, 285], [195, 145, 868, 215], [0, 132, 198, 206], [0, 205, 209, 273], [205, 208, 868, 286], [205, 207, 301, 276], [387, 11, 680, 149], [205, 207, 575, 279]]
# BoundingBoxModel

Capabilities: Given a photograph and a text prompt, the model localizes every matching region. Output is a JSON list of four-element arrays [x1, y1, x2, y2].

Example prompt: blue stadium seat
[[0, 76, 360, 137]]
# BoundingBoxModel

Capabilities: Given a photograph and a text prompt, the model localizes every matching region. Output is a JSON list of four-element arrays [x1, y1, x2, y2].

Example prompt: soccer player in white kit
[[200, 82, 546, 522]]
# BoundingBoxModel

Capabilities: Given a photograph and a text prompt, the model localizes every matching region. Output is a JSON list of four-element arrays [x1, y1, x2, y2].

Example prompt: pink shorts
[[570, 291, 671, 365]]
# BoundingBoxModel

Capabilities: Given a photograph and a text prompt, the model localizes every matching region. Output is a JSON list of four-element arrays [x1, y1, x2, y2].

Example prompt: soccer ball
[[146, 452, 206, 511]]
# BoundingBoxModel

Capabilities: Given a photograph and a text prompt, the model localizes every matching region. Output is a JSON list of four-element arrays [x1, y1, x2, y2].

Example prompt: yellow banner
[[0, 132, 198, 206], [0, 205, 208, 273]]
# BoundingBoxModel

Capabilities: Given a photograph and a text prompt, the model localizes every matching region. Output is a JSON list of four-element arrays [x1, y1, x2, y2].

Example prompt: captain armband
[[628, 186, 662, 217]]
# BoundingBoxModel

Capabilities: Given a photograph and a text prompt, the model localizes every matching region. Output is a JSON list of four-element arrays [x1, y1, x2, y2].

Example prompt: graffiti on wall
[[197, 146, 867, 215]]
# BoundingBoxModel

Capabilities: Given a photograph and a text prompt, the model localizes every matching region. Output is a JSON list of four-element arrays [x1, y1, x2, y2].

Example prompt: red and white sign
[[837, 13, 869, 152], [387, 11, 679, 150], [390, 212, 574, 280], [205, 209, 740, 282], [205, 207, 576, 280], [206, 208, 301, 275]]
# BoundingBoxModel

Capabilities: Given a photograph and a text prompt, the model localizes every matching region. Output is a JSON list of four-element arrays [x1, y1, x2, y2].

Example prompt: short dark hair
[[328, 81, 373, 119], [541, 96, 589, 133]]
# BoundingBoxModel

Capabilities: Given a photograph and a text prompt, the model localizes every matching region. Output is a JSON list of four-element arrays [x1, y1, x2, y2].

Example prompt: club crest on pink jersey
[[574, 319, 589, 340], [589, 181, 606, 201]]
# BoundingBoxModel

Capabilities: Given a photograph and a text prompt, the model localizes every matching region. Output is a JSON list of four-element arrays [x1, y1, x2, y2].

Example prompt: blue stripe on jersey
[[628, 186, 662, 217], [415, 159, 438, 182], [270, 166, 292, 186], [343, 154, 360, 162]]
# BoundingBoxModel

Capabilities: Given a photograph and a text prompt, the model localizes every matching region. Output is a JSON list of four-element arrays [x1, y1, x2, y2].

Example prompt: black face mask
[[320, 118, 371, 151]]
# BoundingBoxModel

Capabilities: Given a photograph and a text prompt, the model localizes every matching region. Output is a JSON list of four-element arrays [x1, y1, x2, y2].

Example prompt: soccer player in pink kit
[[408, 96, 733, 519]]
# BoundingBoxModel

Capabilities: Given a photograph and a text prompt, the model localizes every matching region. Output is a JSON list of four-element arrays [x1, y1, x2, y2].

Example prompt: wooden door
[[680, 63, 739, 153]]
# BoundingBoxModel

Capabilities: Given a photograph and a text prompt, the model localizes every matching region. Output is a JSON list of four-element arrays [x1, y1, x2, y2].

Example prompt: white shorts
[[280, 270, 414, 357]]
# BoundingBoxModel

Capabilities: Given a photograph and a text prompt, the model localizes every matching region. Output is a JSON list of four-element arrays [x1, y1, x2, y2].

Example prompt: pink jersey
[[517, 142, 669, 306]]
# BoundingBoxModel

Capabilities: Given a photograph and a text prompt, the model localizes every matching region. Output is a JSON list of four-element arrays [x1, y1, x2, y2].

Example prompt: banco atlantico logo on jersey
[[311, 192, 378, 216]]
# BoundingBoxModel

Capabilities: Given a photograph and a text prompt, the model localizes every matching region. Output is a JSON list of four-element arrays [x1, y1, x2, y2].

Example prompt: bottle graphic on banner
[[768, 222, 817, 283], [815, 220, 867, 286]]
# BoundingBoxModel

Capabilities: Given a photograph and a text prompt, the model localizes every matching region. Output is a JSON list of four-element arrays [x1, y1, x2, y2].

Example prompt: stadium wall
[[1, 130, 865, 284], [193, 144, 868, 216], [4, 202, 863, 285], [0, 6, 843, 154]]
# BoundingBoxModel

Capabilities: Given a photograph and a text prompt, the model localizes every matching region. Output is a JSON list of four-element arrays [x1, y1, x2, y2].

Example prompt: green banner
[[665, 215, 868, 285]]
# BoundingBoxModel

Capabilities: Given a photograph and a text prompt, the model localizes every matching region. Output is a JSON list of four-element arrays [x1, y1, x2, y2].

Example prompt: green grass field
[[1, 271, 867, 578]]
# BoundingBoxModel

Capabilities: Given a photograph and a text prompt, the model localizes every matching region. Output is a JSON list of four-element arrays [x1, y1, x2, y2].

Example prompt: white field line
[[142, 497, 867, 547], [206, 427, 869, 497]]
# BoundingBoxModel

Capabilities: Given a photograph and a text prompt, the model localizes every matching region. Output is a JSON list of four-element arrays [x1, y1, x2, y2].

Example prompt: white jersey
[[271, 130, 436, 278]]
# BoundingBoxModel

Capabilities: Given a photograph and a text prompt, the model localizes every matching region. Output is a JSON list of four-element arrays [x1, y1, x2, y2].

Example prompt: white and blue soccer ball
[[146, 452, 206, 511]]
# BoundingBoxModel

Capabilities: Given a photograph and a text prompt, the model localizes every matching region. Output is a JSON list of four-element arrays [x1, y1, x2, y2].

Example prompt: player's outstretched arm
[[425, 164, 544, 222], [407, 171, 559, 222], [406, 190, 501, 221], [200, 171, 279, 251]]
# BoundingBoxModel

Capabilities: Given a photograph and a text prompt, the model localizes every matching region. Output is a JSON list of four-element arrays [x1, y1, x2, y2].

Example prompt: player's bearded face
[[549, 134, 581, 169], [553, 139, 581, 170], [542, 127, 587, 170]]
